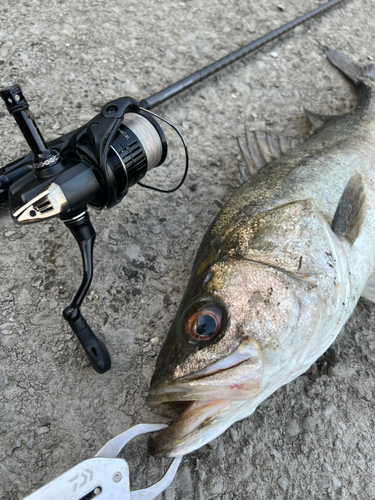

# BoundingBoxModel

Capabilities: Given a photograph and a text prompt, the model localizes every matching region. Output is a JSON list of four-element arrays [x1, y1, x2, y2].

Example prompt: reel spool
[[105, 111, 167, 204]]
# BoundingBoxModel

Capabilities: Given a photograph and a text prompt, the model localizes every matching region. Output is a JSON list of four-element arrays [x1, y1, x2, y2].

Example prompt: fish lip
[[147, 354, 263, 407], [148, 399, 233, 458]]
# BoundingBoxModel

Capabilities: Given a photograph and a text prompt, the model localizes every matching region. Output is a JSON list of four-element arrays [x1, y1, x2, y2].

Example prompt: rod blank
[[140, 0, 345, 110]]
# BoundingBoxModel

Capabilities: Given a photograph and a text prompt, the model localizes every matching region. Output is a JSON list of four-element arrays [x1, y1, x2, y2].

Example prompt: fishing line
[[137, 107, 189, 193]]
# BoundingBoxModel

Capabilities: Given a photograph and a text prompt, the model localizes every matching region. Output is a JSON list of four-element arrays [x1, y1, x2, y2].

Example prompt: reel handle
[[63, 305, 111, 374], [62, 210, 111, 374]]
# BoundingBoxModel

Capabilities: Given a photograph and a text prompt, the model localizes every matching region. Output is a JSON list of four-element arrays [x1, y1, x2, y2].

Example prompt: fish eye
[[184, 304, 223, 342]]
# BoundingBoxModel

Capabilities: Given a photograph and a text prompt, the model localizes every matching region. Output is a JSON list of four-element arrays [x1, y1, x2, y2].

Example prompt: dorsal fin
[[236, 130, 304, 185], [304, 108, 340, 131], [237, 138, 259, 176], [325, 47, 375, 85], [332, 174, 366, 245]]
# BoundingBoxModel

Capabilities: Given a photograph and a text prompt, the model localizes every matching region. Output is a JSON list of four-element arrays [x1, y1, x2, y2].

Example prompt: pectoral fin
[[332, 174, 366, 245]]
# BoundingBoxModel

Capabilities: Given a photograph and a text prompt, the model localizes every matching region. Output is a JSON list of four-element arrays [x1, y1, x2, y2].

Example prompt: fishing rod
[[0, 0, 345, 374]]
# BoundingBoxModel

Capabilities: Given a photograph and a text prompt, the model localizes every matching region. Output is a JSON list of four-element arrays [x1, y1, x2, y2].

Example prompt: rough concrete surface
[[0, 0, 374, 498]]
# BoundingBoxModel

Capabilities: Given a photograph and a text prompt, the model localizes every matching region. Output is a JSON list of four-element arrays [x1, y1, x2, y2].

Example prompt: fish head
[[147, 253, 305, 456], [147, 198, 338, 457]]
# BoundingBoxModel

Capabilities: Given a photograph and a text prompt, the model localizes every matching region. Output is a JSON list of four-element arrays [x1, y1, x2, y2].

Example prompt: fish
[[146, 49, 375, 458]]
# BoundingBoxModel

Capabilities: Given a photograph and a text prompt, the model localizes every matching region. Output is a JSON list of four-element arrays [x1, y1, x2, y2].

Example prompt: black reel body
[[4, 90, 168, 222], [0, 85, 171, 374]]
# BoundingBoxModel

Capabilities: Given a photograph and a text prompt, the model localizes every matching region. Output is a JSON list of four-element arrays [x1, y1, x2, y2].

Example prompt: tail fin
[[325, 48, 375, 85]]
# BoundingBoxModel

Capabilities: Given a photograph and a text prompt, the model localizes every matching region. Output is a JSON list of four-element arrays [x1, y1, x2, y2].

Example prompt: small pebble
[[207, 476, 223, 495], [39, 416, 52, 426], [7, 440, 21, 455], [163, 294, 172, 306], [0, 323, 13, 330], [150, 225, 162, 234], [229, 427, 239, 442], [278, 476, 288, 491], [331, 475, 341, 490], [31, 277, 42, 287], [49, 300, 58, 310], [36, 427, 49, 436], [287, 419, 300, 436], [197, 469, 206, 481]]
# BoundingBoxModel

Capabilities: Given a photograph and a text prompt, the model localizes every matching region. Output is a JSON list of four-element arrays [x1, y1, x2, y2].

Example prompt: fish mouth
[[147, 356, 262, 405], [147, 348, 263, 457]]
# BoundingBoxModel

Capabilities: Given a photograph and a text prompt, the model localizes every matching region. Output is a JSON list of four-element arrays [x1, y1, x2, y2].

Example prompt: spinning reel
[[0, 85, 187, 374]]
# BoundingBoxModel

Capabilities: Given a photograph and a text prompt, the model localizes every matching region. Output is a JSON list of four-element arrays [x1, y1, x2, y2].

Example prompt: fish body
[[147, 50, 375, 457]]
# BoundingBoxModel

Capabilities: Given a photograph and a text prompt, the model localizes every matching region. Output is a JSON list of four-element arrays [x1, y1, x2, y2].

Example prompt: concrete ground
[[0, 0, 374, 498]]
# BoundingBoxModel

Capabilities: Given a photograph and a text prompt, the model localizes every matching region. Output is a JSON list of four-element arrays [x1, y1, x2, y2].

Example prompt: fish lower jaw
[[147, 387, 256, 407], [149, 399, 234, 457]]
